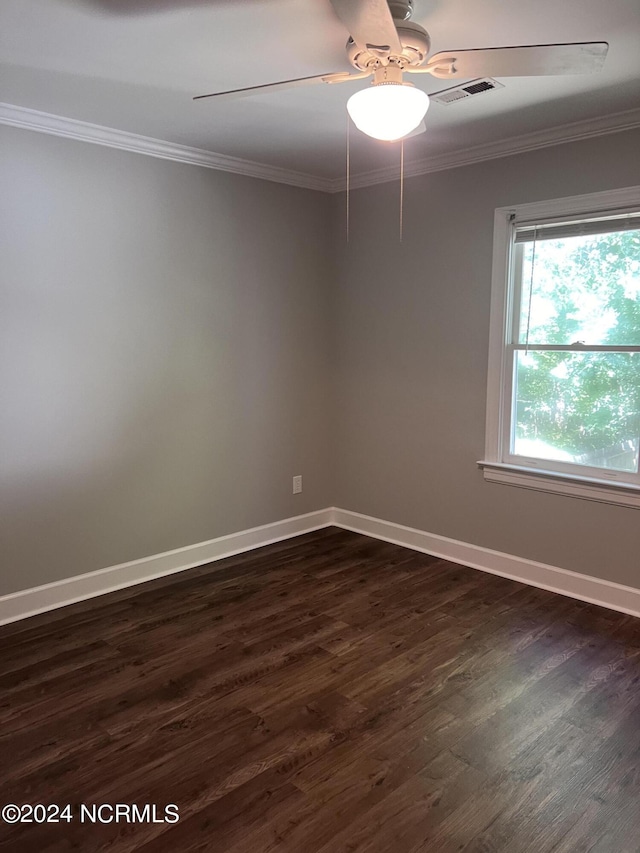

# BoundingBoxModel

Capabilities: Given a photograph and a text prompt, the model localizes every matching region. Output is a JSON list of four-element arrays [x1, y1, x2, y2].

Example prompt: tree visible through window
[[512, 226, 640, 475]]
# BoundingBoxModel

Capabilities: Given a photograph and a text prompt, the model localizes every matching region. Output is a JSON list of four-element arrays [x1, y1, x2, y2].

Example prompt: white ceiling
[[1, 0, 639, 181]]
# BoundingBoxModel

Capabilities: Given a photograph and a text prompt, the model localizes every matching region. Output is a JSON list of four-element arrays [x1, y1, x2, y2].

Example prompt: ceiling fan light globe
[[347, 82, 429, 141]]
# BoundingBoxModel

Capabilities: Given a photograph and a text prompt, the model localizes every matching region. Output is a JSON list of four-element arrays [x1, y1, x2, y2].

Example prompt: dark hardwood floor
[[1, 527, 640, 852]]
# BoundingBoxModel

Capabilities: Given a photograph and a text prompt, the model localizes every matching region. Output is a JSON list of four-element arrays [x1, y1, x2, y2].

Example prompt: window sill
[[477, 461, 640, 509]]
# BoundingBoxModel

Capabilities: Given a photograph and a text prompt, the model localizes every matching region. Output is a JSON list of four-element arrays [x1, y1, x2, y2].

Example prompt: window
[[481, 186, 640, 508]]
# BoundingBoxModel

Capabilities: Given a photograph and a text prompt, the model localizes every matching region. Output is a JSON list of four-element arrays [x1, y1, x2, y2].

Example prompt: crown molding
[[2, 101, 640, 195], [0, 102, 334, 193], [326, 106, 640, 192]]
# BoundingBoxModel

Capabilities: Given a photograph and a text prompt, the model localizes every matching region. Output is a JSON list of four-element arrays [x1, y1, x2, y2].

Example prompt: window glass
[[513, 350, 640, 473], [517, 229, 640, 346]]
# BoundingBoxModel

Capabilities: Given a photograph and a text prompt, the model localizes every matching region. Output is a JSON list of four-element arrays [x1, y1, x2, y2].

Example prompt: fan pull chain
[[524, 225, 537, 355], [346, 115, 350, 242], [399, 137, 404, 243]]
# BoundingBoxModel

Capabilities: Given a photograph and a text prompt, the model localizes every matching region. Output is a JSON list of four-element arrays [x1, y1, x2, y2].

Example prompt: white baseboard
[[3, 506, 639, 627], [332, 508, 640, 619], [0, 509, 334, 626]]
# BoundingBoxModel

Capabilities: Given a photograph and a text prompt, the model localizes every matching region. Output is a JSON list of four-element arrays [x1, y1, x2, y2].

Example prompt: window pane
[[512, 351, 640, 473], [517, 228, 640, 346]]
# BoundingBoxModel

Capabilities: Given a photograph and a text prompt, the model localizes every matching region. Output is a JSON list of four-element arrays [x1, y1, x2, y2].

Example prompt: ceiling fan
[[194, 0, 608, 142]]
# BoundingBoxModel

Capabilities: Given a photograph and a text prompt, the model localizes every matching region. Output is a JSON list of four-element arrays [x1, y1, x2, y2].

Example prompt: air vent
[[431, 78, 504, 105]]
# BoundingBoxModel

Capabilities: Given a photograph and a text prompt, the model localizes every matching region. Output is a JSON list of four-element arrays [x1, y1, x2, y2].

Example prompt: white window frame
[[480, 185, 640, 509]]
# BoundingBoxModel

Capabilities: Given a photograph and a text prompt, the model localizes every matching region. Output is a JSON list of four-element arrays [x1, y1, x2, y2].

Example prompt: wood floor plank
[[1, 527, 639, 852]]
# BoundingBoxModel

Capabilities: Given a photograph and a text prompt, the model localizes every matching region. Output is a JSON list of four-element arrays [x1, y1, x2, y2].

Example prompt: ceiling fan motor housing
[[347, 20, 431, 71]]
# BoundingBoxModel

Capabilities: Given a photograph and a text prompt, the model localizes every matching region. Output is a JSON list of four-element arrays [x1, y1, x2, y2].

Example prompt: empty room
[[1, 0, 640, 850]]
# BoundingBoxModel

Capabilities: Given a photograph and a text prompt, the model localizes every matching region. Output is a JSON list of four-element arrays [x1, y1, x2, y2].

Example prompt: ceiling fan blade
[[409, 42, 609, 80], [329, 0, 402, 57], [194, 70, 369, 102]]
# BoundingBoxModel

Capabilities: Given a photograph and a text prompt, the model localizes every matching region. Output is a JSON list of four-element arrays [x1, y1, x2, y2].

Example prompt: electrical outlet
[[292, 475, 302, 495]]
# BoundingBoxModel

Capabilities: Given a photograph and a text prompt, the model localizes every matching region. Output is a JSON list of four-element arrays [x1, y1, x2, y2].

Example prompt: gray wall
[[333, 128, 640, 589], [2, 122, 639, 599], [0, 126, 333, 595]]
